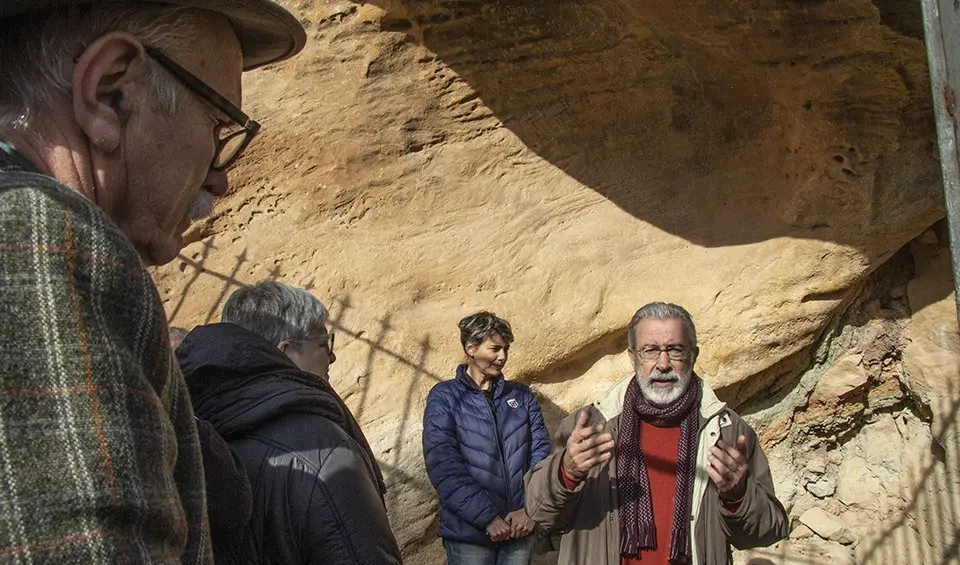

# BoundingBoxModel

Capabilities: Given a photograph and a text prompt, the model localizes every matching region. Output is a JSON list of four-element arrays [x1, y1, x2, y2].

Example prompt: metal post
[[921, 0, 960, 324]]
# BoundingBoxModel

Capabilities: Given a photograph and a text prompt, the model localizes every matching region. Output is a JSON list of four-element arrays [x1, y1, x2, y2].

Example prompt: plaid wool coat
[[0, 148, 212, 563]]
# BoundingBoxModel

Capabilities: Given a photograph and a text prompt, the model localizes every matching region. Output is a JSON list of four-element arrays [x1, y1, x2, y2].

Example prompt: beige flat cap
[[0, 0, 306, 70]]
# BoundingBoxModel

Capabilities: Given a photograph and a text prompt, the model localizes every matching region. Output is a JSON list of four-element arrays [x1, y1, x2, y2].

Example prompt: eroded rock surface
[[736, 223, 959, 565]]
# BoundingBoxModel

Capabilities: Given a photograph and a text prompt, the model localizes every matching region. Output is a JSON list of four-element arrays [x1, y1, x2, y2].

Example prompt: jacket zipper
[[484, 392, 512, 508]]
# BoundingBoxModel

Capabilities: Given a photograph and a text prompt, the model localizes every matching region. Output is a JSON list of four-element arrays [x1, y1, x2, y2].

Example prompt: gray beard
[[636, 367, 692, 407], [187, 190, 215, 221]]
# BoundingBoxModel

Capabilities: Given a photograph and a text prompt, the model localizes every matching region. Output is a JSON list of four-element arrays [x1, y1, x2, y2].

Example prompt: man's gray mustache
[[187, 191, 215, 221], [649, 371, 680, 382]]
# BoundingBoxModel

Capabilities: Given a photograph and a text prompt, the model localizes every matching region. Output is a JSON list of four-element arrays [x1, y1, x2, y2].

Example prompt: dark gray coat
[[179, 323, 402, 565]]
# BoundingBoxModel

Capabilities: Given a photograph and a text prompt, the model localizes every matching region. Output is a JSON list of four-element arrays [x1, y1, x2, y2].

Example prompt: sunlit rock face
[[152, 1, 955, 562]]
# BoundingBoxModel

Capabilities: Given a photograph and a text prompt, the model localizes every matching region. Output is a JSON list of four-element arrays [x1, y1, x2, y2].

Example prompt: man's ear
[[628, 348, 640, 374], [464, 343, 477, 359], [277, 340, 291, 355], [72, 32, 149, 152], [690, 346, 700, 368]]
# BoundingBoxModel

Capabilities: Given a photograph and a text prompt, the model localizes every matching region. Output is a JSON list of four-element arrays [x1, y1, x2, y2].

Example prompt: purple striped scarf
[[617, 376, 702, 563]]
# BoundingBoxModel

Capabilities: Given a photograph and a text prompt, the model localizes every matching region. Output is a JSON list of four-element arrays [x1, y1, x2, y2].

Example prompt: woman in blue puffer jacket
[[423, 311, 551, 565]]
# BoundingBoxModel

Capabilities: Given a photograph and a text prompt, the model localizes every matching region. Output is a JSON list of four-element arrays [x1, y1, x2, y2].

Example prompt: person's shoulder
[[502, 380, 538, 402], [0, 171, 73, 194], [0, 172, 156, 311], [1, 172, 106, 219], [0, 172, 141, 264], [427, 376, 461, 399], [299, 413, 354, 447], [244, 409, 353, 454], [720, 407, 752, 430], [0, 174, 173, 392], [238, 417, 360, 495], [503, 379, 531, 393]]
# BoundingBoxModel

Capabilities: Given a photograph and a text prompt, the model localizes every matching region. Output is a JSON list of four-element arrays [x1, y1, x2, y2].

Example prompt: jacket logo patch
[[506, 398, 519, 409]]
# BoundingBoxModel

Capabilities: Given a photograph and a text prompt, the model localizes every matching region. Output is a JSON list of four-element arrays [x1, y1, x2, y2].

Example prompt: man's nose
[[203, 169, 229, 197], [655, 351, 672, 371]]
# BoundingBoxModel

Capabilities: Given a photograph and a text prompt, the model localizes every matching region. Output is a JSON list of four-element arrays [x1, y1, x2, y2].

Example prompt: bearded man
[[0, 1, 304, 561], [525, 302, 788, 565]]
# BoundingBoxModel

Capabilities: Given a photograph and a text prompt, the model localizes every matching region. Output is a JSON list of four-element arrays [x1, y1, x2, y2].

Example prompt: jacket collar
[[455, 363, 504, 397], [594, 373, 726, 424], [0, 140, 41, 174], [698, 380, 726, 420]]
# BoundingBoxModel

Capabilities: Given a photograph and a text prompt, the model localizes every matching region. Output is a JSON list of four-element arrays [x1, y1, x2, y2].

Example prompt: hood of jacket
[[177, 323, 352, 439]]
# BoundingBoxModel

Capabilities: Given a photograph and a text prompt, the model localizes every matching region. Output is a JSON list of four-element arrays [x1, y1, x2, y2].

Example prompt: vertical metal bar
[[921, 0, 960, 324]]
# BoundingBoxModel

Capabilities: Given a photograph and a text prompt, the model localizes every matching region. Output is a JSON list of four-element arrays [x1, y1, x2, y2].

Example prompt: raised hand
[[504, 509, 536, 539], [707, 435, 749, 501], [485, 516, 511, 542], [561, 409, 615, 481]]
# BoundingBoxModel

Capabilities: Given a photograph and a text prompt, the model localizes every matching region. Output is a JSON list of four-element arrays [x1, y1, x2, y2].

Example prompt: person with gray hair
[[525, 302, 788, 565], [221, 280, 337, 381], [0, 1, 304, 562], [176, 281, 402, 564], [423, 311, 551, 565]]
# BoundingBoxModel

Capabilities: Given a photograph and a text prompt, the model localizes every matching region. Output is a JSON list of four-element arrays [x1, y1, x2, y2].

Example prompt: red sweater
[[561, 422, 742, 564], [561, 423, 680, 564], [621, 422, 681, 565], [619, 424, 742, 563]]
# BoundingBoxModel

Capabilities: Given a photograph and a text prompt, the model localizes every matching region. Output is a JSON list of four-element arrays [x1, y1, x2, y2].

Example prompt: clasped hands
[[485, 509, 535, 542]]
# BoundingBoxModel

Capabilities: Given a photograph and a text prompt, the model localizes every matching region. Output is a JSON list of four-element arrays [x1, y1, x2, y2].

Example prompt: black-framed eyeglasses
[[636, 345, 687, 361], [298, 332, 335, 355], [143, 46, 261, 171]]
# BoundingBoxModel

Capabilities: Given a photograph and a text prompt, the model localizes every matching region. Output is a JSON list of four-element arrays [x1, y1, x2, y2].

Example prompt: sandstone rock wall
[[152, 1, 957, 562], [733, 222, 959, 565]]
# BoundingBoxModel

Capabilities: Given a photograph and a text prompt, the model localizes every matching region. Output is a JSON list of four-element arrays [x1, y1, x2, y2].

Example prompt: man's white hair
[[626, 302, 698, 350], [221, 281, 331, 348], [0, 5, 209, 134]]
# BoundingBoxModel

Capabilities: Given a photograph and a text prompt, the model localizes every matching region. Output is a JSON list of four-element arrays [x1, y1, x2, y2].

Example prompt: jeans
[[443, 537, 533, 565]]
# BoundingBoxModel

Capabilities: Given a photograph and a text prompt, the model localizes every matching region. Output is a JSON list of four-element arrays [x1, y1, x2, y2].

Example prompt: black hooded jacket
[[178, 323, 402, 565]]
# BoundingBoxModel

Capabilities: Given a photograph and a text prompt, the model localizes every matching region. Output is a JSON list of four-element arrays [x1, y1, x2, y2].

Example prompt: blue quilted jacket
[[423, 364, 551, 545]]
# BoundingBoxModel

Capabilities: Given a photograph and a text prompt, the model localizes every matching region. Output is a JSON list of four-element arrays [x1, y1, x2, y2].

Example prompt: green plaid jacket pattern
[[0, 168, 212, 563]]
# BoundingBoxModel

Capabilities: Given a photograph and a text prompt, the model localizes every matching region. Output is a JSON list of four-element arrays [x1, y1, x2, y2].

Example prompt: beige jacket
[[524, 376, 788, 565]]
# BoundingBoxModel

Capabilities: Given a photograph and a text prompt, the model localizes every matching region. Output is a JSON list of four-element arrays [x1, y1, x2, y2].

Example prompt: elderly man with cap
[[0, 1, 304, 562]]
